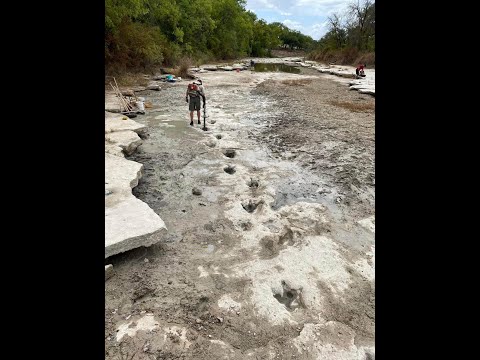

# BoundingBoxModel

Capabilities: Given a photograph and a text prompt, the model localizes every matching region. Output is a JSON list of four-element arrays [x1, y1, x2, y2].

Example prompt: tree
[[105, 0, 318, 73], [346, 0, 375, 51], [327, 13, 347, 49]]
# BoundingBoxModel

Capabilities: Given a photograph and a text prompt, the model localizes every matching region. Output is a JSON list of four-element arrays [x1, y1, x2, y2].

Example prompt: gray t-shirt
[[197, 84, 205, 97]]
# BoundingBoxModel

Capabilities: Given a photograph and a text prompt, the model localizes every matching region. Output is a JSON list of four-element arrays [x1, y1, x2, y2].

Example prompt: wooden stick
[[112, 78, 133, 112], [110, 83, 124, 110], [115, 83, 132, 112], [110, 83, 129, 111], [110, 82, 133, 112]]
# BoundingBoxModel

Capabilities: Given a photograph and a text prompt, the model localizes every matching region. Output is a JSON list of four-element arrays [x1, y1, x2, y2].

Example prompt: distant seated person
[[356, 64, 366, 77]]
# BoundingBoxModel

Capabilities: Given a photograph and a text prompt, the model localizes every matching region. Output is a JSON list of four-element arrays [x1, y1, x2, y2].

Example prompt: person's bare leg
[[190, 111, 194, 125], [197, 110, 201, 124]]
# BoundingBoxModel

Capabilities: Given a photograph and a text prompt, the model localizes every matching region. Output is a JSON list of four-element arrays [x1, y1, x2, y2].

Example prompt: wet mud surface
[[105, 68, 375, 360]]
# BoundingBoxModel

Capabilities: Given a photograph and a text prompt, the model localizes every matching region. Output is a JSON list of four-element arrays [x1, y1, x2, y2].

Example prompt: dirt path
[[105, 69, 375, 360]]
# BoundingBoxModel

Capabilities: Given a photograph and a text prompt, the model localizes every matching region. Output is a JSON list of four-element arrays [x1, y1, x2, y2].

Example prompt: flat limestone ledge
[[105, 92, 122, 112], [201, 65, 218, 71], [105, 112, 147, 137], [315, 67, 355, 78], [105, 194, 167, 258], [282, 57, 303, 62], [357, 88, 375, 95], [349, 84, 375, 95], [105, 144, 124, 158], [105, 130, 142, 156], [242, 57, 303, 64], [105, 264, 115, 280], [105, 153, 143, 190], [105, 153, 167, 258], [284, 62, 302, 67], [358, 215, 375, 233]]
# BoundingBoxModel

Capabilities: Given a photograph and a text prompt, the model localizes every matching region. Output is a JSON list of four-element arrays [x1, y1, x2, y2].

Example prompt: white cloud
[[246, 0, 354, 39], [294, 0, 349, 16], [282, 20, 330, 40], [258, 0, 276, 9], [247, 0, 350, 17], [248, 0, 288, 15], [282, 19, 305, 31], [309, 22, 330, 39]]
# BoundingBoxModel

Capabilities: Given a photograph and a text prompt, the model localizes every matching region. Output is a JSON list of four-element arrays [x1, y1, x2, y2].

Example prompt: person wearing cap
[[185, 79, 206, 126], [195, 79, 206, 100]]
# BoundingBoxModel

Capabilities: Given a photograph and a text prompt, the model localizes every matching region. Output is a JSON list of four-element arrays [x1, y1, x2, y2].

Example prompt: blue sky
[[245, 0, 351, 40]]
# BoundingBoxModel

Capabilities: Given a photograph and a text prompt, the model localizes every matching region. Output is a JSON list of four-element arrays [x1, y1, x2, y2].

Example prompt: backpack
[[187, 83, 199, 97]]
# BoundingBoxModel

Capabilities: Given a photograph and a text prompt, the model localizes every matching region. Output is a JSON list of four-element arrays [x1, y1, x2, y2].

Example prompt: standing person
[[185, 80, 205, 126]]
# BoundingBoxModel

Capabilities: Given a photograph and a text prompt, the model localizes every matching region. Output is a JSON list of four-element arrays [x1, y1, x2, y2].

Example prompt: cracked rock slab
[[105, 92, 122, 112], [105, 112, 147, 136], [105, 264, 114, 281], [357, 216, 375, 233], [105, 143, 124, 157], [105, 153, 143, 189], [105, 130, 142, 156], [105, 153, 167, 258], [201, 65, 218, 71], [105, 195, 167, 258]]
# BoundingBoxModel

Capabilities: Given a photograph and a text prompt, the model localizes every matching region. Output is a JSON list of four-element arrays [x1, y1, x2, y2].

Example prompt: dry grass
[[107, 73, 149, 87], [271, 49, 307, 58], [162, 57, 193, 79], [162, 67, 176, 75], [307, 49, 375, 68], [280, 79, 313, 86], [354, 53, 375, 68], [329, 100, 375, 113], [177, 57, 192, 78]]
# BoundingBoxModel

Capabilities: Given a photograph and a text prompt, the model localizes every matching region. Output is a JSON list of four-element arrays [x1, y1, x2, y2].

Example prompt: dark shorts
[[189, 96, 201, 111]]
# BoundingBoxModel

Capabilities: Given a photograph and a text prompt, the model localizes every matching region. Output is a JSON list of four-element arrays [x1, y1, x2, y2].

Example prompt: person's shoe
[[190, 121, 193, 126], [198, 120, 201, 124]]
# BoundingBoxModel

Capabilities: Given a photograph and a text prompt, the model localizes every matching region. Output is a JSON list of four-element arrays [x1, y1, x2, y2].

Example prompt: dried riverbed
[[105, 67, 375, 360]]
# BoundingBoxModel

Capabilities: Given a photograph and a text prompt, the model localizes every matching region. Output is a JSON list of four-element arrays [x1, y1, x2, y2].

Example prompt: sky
[[245, 0, 351, 41]]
